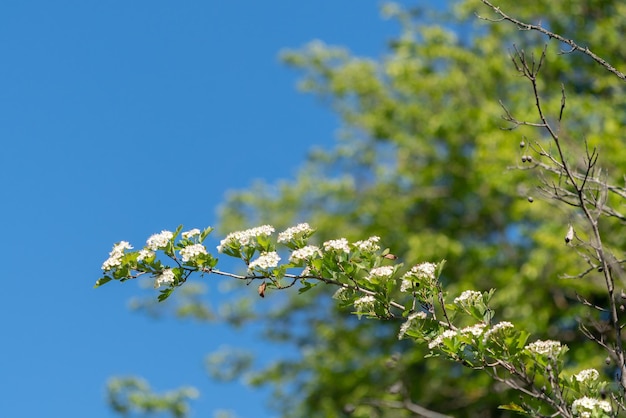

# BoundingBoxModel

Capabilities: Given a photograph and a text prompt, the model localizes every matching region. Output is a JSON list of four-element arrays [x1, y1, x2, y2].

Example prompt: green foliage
[[107, 377, 198, 418], [101, 0, 626, 416]]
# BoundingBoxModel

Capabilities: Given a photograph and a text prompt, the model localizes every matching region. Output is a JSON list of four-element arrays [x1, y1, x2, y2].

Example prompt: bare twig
[[507, 45, 626, 390], [361, 398, 453, 418], [477, 0, 626, 82]]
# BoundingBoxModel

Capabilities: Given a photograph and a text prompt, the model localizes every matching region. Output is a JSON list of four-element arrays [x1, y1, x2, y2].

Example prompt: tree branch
[[478, 0, 626, 82]]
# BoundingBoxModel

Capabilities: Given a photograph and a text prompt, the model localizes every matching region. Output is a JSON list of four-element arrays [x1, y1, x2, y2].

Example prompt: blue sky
[[0, 1, 406, 417]]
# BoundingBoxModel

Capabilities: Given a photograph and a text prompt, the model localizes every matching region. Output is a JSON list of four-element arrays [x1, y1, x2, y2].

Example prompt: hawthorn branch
[[203, 267, 408, 313]]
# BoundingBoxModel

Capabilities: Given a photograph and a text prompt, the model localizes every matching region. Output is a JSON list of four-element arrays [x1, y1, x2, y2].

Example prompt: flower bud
[[565, 225, 574, 244]]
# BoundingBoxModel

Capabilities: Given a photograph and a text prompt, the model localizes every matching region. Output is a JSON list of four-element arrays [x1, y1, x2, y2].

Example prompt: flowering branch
[[96, 222, 615, 417]]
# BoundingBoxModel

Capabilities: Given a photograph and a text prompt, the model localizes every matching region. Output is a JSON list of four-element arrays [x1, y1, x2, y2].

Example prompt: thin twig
[[477, 0, 626, 82]]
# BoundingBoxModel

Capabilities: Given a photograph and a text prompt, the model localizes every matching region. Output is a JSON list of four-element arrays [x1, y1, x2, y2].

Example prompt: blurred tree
[[109, 0, 626, 416], [107, 377, 198, 418]]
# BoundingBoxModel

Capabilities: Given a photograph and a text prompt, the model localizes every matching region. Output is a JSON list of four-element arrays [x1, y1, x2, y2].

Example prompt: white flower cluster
[[217, 225, 275, 252], [571, 396, 611, 417], [366, 266, 395, 281], [525, 340, 564, 357], [277, 223, 314, 243], [248, 252, 281, 271], [454, 290, 483, 306], [459, 323, 486, 337], [154, 268, 175, 289], [180, 243, 208, 262], [182, 228, 201, 239], [354, 295, 376, 312], [137, 249, 155, 262], [482, 321, 514, 342], [289, 245, 321, 263], [428, 329, 457, 349], [354, 236, 381, 252], [102, 241, 133, 271], [574, 369, 599, 383], [412, 262, 437, 279], [400, 262, 437, 292], [323, 238, 350, 253], [147, 230, 174, 250], [398, 311, 427, 340]]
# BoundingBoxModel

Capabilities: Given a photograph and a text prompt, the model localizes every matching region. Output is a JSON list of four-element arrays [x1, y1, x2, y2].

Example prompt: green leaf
[[298, 281, 316, 294], [94, 276, 113, 288], [273, 265, 287, 281], [200, 226, 214, 242], [498, 403, 526, 413], [173, 224, 183, 240], [158, 288, 174, 302]]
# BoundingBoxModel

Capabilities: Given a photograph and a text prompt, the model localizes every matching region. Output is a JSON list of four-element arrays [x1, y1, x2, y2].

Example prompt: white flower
[[101, 241, 133, 271], [277, 223, 313, 243], [114, 241, 133, 252], [180, 244, 208, 262], [102, 257, 122, 271], [403, 263, 437, 280], [574, 369, 600, 383], [146, 230, 173, 250], [459, 323, 486, 337], [248, 252, 281, 271], [289, 245, 321, 263], [354, 236, 381, 252], [400, 262, 437, 292], [154, 269, 175, 289], [411, 262, 437, 279], [597, 400, 612, 413], [217, 225, 275, 252], [398, 311, 427, 340], [400, 278, 414, 292], [323, 238, 350, 253], [354, 295, 376, 312], [525, 340, 564, 357], [428, 329, 457, 349], [482, 321, 514, 342], [572, 396, 611, 416], [137, 249, 155, 262], [366, 266, 395, 281], [182, 228, 201, 239], [491, 321, 514, 332], [454, 290, 483, 306]]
